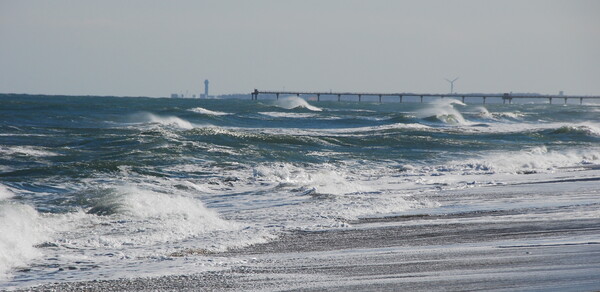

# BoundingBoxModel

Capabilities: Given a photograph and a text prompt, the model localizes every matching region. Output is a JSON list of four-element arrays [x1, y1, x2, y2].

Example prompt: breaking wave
[[253, 163, 370, 195], [550, 124, 600, 137], [418, 99, 468, 125], [273, 96, 322, 112], [0, 203, 50, 280], [189, 107, 229, 116], [83, 185, 239, 247], [443, 146, 600, 174], [130, 112, 195, 130]]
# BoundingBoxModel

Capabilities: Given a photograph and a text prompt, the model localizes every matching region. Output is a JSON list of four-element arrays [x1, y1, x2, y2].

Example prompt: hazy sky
[[1, 0, 599, 97]]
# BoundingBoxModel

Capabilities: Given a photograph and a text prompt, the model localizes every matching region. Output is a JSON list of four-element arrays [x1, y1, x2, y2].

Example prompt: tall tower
[[204, 79, 209, 98]]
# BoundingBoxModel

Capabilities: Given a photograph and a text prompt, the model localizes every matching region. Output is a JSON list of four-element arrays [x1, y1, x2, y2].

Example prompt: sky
[[1, 0, 599, 97]]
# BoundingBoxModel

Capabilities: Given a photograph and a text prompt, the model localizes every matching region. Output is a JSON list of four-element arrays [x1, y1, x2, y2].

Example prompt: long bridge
[[251, 90, 600, 105]]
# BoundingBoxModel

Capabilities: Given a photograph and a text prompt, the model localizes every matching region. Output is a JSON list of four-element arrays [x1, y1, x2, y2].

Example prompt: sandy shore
[[13, 207, 600, 292]]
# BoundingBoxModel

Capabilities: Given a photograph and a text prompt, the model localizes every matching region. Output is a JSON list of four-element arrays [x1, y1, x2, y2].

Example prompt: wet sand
[[15, 208, 600, 291]]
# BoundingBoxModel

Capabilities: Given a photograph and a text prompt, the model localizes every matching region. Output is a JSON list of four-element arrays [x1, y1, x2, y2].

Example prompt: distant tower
[[204, 79, 209, 98], [445, 77, 459, 94]]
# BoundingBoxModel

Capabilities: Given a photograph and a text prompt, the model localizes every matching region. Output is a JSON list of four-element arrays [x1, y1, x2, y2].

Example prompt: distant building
[[559, 91, 564, 96], [204, 79, 209, 98]]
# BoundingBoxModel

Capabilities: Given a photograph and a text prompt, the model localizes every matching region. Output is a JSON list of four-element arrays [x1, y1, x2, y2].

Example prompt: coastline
[[14, 205, 600, 291]]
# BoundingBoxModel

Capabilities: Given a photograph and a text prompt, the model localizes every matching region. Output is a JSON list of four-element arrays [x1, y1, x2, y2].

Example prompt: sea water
[[1, 94, 599, 288]]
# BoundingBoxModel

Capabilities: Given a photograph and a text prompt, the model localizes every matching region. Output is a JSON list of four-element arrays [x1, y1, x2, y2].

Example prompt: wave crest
[[189, 107, 229, 116], [130, 112, 195, 130], [0, 203, 50, 280], [273, 96, 322, 112], [84, 185, 238, 247], [418, 99, 468, 125], [551, 124, 600, 137]]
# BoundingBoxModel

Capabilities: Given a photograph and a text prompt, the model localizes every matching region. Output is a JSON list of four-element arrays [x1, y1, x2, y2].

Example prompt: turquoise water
[[1, 94, 599, 287]]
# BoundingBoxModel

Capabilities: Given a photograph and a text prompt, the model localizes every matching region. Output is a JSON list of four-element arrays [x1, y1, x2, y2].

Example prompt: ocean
[[1, 94, 599, 290]]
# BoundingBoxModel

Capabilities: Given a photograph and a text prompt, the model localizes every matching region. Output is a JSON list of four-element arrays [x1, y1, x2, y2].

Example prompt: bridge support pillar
[[276, 93, 279, 100], [379, 95, 382, 103], [462, 96, 465, 103], [420, 96, 423, 103], [358, 95, 362, 102], [317, 94, 320, 102], [580, 97, 583, 105], [483, 97, 486, 104], [549, 97, 552, 104], [399, 95, 403, 103], [564, 97, 567, 105], [338, 94, 341, 102]]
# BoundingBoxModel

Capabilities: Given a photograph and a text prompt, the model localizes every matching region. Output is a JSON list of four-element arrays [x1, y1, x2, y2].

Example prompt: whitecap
[[259, 112, 320, 119], [417, 99, 469, 125], [130, 112, 195, 130], [189, 107, 229, 116], [0, 203, 50, 280], [443, 146, 600, 174], [273, 96, 323, 112], [253, 163, 370, 195], [83, 185, 239, 247]]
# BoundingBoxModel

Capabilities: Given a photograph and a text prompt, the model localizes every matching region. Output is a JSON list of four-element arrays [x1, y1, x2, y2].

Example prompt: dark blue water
[[1, 94, 599, 287]]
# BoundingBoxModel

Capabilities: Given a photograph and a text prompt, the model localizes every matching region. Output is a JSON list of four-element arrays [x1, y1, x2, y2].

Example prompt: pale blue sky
[[1, 0, 599, 97]]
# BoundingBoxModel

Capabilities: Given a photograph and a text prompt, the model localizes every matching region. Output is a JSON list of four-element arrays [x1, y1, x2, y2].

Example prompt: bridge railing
[[251, 90, 600, 105]]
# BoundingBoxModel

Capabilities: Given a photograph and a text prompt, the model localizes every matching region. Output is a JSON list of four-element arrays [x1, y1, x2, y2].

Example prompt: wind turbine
[[445, 77, 459, 94]]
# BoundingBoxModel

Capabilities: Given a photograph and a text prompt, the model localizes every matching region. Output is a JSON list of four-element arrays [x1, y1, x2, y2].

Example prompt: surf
[[272, 96, 323, 112]]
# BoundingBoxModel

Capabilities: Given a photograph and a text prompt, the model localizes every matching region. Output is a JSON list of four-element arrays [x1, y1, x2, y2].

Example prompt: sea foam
[[82, 185, 238, 248], [189, 107, 229, 116], [0, 146, 59, 157], [0, 204, 49, 280], [447, 146, 600, 174], [0, 185, 14, 200], [417, 99, 468, 125], [131, 112, 195, 130], [273, 96, 323, 112], [253, 163, 370, 195]]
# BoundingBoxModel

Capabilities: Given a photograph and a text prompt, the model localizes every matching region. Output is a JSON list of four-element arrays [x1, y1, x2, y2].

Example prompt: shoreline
[[13, 210, 600, 291]]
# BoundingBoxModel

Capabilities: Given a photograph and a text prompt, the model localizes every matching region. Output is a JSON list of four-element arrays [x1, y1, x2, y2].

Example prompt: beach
[[14, 177, 600, 291]]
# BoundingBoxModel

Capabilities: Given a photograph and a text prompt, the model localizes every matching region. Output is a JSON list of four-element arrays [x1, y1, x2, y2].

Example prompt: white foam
[[447, 146, 600, 174], [259, 112, 320, 119], [319, 123, 430, 135], [457, 121, 600, 137], [0, 146, 59, 157], [417, 99, 469, 125], [189, 107, 229, 116], [253, 163, 370, 195], [235, 163, 440, 228], [131, 112, 195, 130], [273, 96, 323, 112], [495, 111, 525, 120], [475, 107, 494, 119], [0, 203, 50, 280], [0, 185, 14, 200], [82, 185, 239, 247]]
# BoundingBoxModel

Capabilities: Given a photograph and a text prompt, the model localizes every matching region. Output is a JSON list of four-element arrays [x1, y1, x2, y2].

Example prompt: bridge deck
[[251, 90, 600, 104]]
